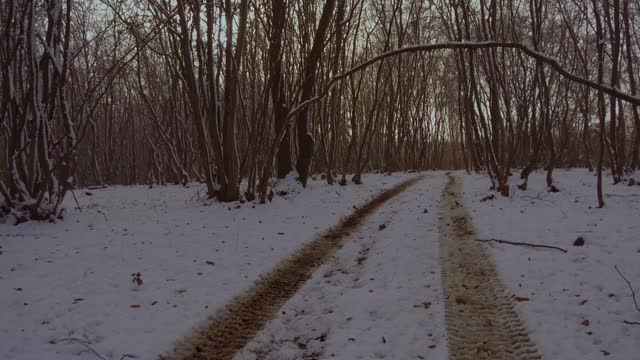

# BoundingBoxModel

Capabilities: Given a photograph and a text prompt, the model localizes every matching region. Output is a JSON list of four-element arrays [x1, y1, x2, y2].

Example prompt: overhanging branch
[[287, 40, 640, 121]]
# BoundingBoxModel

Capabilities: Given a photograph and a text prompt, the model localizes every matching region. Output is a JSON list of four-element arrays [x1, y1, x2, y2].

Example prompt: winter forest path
[[162, 176, 426, 360], [163, 174, 542, 360], [439, 174, 541, 359]]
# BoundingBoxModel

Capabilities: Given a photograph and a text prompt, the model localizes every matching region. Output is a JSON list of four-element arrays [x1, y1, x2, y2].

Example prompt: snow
[[2, 169, 638, 360], [0, 173, 413, 360], [461, 169, 640, 360], [235, 174, 448, 360]]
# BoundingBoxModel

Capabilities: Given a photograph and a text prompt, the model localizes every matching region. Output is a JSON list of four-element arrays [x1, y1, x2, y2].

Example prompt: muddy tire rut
[[439, 175, 541, 359], [161, 176, 425, 360]]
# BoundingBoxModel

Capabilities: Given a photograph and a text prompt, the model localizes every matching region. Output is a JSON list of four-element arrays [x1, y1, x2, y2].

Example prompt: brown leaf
[[581, 319, 590, 327], [130, 304, 141, 309], [455, 296, 467, 305]]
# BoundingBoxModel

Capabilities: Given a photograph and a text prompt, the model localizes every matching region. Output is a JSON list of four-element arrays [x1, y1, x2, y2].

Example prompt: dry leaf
[[130, 304, 141, 309], [581, 319, 590, 326], [455, 296, 467, 305]]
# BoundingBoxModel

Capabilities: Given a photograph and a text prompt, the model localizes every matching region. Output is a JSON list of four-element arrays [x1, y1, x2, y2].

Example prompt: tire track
[[161, 176, 425, 360], [439, 174, 541, 359]]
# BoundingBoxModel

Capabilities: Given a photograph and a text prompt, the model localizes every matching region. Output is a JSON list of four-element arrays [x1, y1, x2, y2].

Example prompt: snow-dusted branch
[[287, 41, 640, 121]]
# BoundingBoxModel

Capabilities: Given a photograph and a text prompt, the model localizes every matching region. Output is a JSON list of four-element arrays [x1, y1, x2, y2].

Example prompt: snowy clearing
[[0, 173, 413, 360]]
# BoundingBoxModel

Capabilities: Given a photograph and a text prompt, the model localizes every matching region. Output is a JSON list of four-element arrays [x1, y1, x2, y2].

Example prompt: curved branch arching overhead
[[288, 40, 640, 122]]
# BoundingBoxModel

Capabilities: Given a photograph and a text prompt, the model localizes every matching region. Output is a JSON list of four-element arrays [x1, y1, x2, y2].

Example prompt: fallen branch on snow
[[521, 193, 554, 203], [52, 338, 106, 360], [70, 189, 82, 212], [188, 186, 207, 201], [476, 238, 568, 253], [614, 265, 640, 327], [52, 337, 138, 360], [119, 354, 139, 360]]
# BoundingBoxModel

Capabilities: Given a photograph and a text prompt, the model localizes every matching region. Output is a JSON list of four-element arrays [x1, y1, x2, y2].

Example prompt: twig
[[614, 265, 640, 312], [97, 209, 108, 223], [624, 320, 640, 325], [119, 354, 138, 360], [70, 189, 82, 212], [188, 186, 207, 201], [521, 192, 554, 204], [53, 337, 106, 360], [476, 238, 568, 253]]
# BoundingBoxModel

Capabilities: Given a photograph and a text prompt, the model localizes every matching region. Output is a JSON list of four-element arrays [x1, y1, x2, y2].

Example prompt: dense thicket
[[2, 0, 640, 219]]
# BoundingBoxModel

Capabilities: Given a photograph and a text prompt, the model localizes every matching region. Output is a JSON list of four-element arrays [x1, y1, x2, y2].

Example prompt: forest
[[2, 0, 640, 219], [1, 1, 640, 360]]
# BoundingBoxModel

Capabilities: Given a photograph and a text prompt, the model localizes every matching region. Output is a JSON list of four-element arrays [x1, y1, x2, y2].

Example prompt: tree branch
[[476, 238, 568, 253], [53, 338, 106, 360], [615, 265, 640, 313], [287, 41, 640, 121]]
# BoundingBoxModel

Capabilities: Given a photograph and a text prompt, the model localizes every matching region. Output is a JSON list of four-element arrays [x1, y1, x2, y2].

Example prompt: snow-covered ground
[[461, 169, 640, 360], [0, 173, 413, 360], [235, 174, 448, 360], [2, 169, 638, 360]]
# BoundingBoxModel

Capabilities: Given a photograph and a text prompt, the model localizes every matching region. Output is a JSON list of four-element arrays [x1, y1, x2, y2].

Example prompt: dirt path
[[439, 175, 541, 359], [235, 174, 447, 359], [161, 176, 424, 360]]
